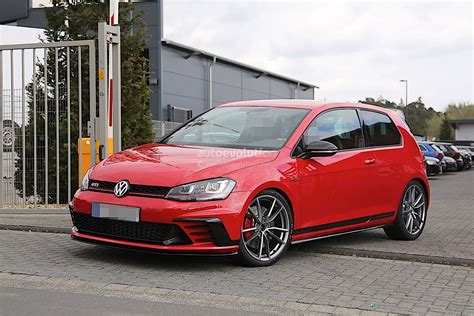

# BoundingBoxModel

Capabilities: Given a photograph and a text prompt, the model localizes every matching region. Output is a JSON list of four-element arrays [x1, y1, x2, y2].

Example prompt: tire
[[383, 180, 427, 240], [237, 189, 293, 267]]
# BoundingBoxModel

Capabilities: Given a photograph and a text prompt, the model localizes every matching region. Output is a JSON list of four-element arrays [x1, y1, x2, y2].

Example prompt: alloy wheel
[[241, 195, 290, 262], [402, 184, 426, 235]]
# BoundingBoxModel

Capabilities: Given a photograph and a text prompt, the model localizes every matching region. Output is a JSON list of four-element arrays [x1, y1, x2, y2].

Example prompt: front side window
[[360, 110, 401, 147], [163, 106, 309, 150], [302, 109, 364, 150]]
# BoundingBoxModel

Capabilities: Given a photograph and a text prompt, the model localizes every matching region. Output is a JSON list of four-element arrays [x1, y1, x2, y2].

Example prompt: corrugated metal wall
[[161, 46, 314, 120]]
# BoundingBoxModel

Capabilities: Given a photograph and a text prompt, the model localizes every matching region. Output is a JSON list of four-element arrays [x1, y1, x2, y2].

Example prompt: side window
[[303, 109, 364, 150], [418, 144, 427, 152], [360, 110, 401, 146]]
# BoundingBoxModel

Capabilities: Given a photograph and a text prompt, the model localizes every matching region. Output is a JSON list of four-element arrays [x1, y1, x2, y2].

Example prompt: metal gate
[[0, 40, 97, 208]]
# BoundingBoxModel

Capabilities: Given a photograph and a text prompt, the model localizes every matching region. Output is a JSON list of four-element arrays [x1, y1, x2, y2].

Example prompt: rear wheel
[[237, 190, 293, 267], [384, 181, 427, 240]]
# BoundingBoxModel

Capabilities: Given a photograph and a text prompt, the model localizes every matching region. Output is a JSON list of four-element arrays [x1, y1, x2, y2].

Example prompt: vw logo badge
[[114, 180, 130, 198]]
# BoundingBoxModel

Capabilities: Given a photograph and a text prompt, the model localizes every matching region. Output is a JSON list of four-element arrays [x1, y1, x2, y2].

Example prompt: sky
[[0, 25, 44, 88], [164, 0, 473, 111]]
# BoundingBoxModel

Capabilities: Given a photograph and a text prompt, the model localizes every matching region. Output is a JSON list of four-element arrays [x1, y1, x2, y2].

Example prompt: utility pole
[[109, 0, 121, 154], [97, 0, 121, 160]]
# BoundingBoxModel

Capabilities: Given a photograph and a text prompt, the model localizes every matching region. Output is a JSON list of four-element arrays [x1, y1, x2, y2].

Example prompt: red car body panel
[[91, 145, 279, 188], [71, 101, 429, 254]]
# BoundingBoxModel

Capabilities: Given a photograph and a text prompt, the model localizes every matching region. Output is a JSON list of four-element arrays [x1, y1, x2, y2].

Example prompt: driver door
[[297, 109, 377, 230]]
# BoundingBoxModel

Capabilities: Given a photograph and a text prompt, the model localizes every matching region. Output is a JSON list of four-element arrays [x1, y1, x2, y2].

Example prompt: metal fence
[[0, 40, 96, 208]]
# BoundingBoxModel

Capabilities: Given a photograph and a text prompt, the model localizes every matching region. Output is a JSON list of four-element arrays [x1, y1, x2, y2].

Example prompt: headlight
[[426, 160, 436, 166], [80, 167, 93, 191], [165, 178, 236, 201]]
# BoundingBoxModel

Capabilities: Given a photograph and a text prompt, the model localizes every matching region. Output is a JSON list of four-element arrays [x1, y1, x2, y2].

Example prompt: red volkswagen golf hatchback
[[70, 101, 429, 266]]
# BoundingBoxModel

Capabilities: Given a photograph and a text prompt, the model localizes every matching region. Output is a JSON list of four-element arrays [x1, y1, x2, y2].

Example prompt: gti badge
[[114, 180, 130, 198]]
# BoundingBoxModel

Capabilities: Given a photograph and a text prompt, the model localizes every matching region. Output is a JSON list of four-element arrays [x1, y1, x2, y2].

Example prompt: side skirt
[[293, 211, 395, 235], [291, 225, 384, 245]]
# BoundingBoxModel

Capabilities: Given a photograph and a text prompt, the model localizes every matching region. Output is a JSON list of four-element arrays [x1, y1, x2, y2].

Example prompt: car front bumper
[[69, 190, 251, 254], [444, 161, 457, 171], [426, 163, 441, 176]]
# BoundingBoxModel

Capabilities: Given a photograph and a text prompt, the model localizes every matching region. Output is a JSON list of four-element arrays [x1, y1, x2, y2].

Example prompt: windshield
[[163, 106, 310, 150]]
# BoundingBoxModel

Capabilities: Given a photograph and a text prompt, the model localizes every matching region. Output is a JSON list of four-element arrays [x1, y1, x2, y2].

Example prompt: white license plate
[[91, 203, 140, 222]]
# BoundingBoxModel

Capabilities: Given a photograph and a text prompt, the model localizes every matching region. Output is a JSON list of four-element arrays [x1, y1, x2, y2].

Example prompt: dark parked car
[[419, 142, 454, 172], [457, 146, 474, 160], [435, 143, 464, 171], [442, 156, 457, 172], [450, 145, 472, 170], [425, 156, 442, 176]]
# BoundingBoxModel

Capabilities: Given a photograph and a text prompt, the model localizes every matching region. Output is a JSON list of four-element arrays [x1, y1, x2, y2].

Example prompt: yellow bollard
[[78, 138, 114, 179]]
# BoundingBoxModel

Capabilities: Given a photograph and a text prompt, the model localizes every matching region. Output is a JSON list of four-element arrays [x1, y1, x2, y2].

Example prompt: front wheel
[[384, 180, 428, 240], [237, 190, 293, 267]]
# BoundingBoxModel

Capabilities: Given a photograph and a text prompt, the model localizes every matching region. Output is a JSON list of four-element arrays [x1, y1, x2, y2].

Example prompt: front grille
[[71, 211, 191, 245], [89, 180, 171, 198]]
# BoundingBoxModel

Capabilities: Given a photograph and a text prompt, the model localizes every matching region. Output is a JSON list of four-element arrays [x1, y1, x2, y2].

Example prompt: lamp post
[[400, 79, 408, 106]]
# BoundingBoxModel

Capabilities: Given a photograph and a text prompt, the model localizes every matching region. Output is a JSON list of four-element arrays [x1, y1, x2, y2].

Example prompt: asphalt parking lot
[[0, 169, 473, 315]]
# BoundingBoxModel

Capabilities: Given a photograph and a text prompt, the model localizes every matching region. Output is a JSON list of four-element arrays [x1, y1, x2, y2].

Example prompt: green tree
[[445, 102, 474, 119], [359, 97, 398, 109], [439, 114, 454, 140], [361, 96, 438, 136], [15, 0, 153, 204], [425, 113, 442, 140]]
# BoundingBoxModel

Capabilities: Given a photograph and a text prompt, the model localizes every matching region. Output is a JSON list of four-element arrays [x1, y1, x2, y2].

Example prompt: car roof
[[217, 99, 399, 113], [218, 99, 334, 109], [424, 142, 450, 145]]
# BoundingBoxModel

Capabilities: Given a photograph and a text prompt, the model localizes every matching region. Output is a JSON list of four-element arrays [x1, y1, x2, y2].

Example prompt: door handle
[[364, 158, 376, 165]]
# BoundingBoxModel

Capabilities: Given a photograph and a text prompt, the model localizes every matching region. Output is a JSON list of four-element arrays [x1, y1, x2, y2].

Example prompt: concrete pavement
[[0, 230, 473, 315]]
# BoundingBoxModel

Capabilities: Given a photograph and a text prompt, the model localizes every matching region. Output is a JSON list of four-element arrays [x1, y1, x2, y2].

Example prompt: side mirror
[[298, 141, 338, 159]]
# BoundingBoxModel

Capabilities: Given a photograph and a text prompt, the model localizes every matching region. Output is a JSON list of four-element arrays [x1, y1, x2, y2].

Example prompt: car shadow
[[68, 230, 392, 270], [70, 244, 237, 269]]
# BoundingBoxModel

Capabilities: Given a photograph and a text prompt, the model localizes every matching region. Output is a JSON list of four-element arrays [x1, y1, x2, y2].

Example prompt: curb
[[0, 208, 68, 214], [0, 224, 70, 234], [295, 245, 474, 268]]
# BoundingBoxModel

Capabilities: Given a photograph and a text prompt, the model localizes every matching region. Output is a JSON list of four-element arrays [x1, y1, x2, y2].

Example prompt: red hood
[[90, 144, 279, 187]]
